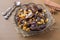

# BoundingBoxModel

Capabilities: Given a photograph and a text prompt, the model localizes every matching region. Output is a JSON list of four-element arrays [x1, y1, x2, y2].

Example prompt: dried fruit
[[40, 24, 46, 29], [27, 24, 31, 27], [38, 8, 42, 12], [30, 25, 36, 30]]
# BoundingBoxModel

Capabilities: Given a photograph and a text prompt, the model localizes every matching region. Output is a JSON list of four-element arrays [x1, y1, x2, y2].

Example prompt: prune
[[31, 24, 35, 27], [30, 25, 36, 30], [20, 20, 24, 24], [39, 24, 46, 29], [27, 24, 31, 27], [38, 8, 42, 12], [32, 14, 37, 19], [25, 18, 30, 21], [32, 21, 36, 24], [30, 26, 40, 31]]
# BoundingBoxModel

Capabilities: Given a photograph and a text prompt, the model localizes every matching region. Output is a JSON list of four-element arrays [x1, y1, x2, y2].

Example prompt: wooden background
[[0, 0, 60, 40]]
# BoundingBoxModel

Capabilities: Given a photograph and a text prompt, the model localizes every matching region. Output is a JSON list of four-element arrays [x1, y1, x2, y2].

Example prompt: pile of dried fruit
[[15, 3, 49, 32]]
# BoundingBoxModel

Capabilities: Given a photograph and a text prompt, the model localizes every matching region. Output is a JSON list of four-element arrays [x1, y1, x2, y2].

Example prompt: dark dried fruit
[[40, 24, 46, 29], [27, 24, 31, 27], [38, 8, 43, 12]]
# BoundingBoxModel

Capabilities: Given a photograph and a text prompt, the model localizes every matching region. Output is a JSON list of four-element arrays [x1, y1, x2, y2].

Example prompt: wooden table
[[0, 0, 60, 40]]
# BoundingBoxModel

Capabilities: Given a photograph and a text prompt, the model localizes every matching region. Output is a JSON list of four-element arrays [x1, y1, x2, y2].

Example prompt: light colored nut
[[19, 14, 26, 18], [36, 11, 38, 14], [45, 18, 49, 23], [41, 19, 45, 24], [28, 10, 32, 12], [26, 28, 30, 32], [23, 27, 27, 31], [24, 10, 28, 14], [43, 10, 46, 13], [37, 22, 42, 24], [19, 9, 23, 12], [24, 21, 27, 24]]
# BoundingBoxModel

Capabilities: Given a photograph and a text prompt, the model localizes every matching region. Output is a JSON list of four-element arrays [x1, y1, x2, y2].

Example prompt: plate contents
[[15, 3, 49, 32]]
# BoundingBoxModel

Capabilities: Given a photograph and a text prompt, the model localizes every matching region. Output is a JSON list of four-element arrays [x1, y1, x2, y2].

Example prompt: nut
[[23, 26, 27, 31], [19, 9, 23, 12], [26, 28, 30, 32], [43, 9, 46, 13], [28, 10, 32, 12], [37, 22, 42, 24], [45, 18, 49, 23], [19, 14, 26, 19], [41, 19, 45, 24], [24, 21, 27, 24], [24, 10, 28, 14], [36, 11, 38, 14]]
